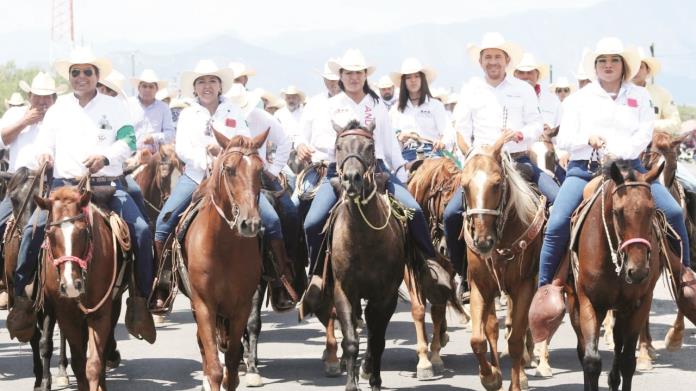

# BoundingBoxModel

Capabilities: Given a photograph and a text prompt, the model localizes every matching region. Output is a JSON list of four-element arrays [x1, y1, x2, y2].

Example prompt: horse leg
[[323, 309, 341, 377], [664, 311, 685, 351], [429, 303, 447, 375], [603, 310, 615, 349], [636, 319, 654, 372], [507, 282, 535, 391], [105, 295, 123, 369], [223, 315, 248, 391], [618, 297, 653, 391], [244, 283, 264, 387], [469, 284, 502, 391], [608, 313, 626, 391], [61, 319, 89, 391], [334, 284, 359, 391], [85, 310, 112, 391], [577, 291, 603, 391], [364, 295, 398, 391], [193, 300, 223, 391], [56, 326, 70, 387], [39, 312, 60, 391], [484, 300, 501, 368], [405, 269, 434, 380], [534, 338, 553, 377], [31, 317, 43, 390]]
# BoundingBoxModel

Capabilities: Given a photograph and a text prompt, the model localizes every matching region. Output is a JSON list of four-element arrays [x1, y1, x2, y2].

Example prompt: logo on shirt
[[364, 105, 373, 125], [627, 98, 638, 108], [225, 118, 237, 128]]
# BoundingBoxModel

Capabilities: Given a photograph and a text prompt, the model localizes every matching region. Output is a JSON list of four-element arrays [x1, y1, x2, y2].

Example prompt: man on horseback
[[444, 32, 559, 288], [376, 75, 397, 110], [228, 61, 256, 88], [6, 47, 157, 343], [529, 37, 696, 341], [275, 86, 305, 143]]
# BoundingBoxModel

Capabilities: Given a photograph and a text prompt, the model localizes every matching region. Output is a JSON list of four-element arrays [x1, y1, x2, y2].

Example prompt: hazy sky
[[4, 0, 606, 45]]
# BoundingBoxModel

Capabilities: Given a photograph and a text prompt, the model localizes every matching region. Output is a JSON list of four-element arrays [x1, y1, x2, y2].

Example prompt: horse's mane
[[500, 154, 542, 226], [408, 158, 462, 206]]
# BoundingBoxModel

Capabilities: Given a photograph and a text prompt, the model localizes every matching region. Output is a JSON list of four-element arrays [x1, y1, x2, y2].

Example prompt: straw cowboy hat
[[444, 92, 459, 105], [515, 52, 550, 82], [5, 92, 26, 107], [317, 58, 340, 81], [131, 69, 168, 90], [390, 57, 437, 87], [376, 75, 394, 89], [228, 61, 257, 79], [258, 89, 285, 109], [549, 76, 575, 93], [430, 87, 449, 101], [180, 60, 235, 99], [636, 46, 662, 77], [225, 83, 262, 116], [155, 87, 178, 101], [582, 37, 641, 82], [98, 69, 127, 98], [280, 85, 306, 102], [467, 32, 523, 71], [328, 49, 376, 77], [54, 46, 112, 81], [19, 72, 64, 96]]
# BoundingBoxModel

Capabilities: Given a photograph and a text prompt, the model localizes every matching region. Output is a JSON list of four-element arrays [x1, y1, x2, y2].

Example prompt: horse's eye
[[335, 145, 342, 152], [225, 166, 236, 176]]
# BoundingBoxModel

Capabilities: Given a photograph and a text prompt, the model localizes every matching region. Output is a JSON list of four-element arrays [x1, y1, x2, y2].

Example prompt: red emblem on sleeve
[[225, 118, 237, 128], [627, 98, 638, 108]]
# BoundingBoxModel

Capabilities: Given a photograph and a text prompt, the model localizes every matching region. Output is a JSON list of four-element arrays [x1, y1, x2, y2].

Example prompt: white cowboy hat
[[180, 60, 235, 99], [467, 32, 523, 72], [583, 37, 641, 82], [514, 52, 550, 82], [430, 87, 449, 101], [573, 48, 591, 81], [155, 87, 177, 101], [280, 85, 306, 102], [228, 61, 257, 79], [328, 49, 376, 77], [224, 83, 262, 116], [98, 69, 127, 98], [19, 72, 64, 96], [376, 75, 394, 89], [5, 92, 26, 107], [54, 46, 112, 81], [317, 58, 340, 81], [390, 57, 437, 87], [131, 69, 168, 90], [636, 46, 661, 77], [549, 76, 575, 93], [258, 89, 285, 109], [444, 92, 459, 105]]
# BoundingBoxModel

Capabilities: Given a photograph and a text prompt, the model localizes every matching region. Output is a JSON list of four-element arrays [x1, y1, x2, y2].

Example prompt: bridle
[[463, 158, 511, 242], [336, 129, 379, 204]]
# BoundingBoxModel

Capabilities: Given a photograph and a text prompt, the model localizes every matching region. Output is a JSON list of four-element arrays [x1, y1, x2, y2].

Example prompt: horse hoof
[[238, 360, 247, 375], [202, 377, 212, 391], [106, 350, 122, 369], [246, 373, 263, 387], [534, 362, 553, 378], [54, 374, 69, 387], [648, 345, 658, 360], [360, 365, 371, 380], [520, 372, 530, 390], [416, 364, 436, 380], [153, 314, 167, 325], [480, 367, 503, 391], [324, 361, 341, 377], [636, 356, 653, 372], [432, 360, 445, 375], [665, 326, 684, 352]]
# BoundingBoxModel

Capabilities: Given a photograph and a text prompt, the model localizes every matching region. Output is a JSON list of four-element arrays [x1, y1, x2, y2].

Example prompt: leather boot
[[268, 239, 299, 312], [125, 295, 157, 344], [149, 240, 167, 313], [6, 295, 36, 342], [299, 275, 323, 321], [420, 254, 454, 305], [678, 266, 696, 325], [528, 279, 566, 343]]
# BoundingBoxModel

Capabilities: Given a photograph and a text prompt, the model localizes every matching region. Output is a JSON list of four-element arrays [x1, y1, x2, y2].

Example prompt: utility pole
[[50, 0, 75, 66], [649, 42, 655, 84]]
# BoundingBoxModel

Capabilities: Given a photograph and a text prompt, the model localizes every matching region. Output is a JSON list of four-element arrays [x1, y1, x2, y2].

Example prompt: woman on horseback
[[530, 37, 696, 340]]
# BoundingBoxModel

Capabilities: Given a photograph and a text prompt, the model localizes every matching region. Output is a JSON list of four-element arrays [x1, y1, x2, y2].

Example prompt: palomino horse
[[129, 144, 181, 226], [457, 132, 546, 391], [35, 186, 130, 391], [2, 167, 69, 390], [183, 130, 269, 391]]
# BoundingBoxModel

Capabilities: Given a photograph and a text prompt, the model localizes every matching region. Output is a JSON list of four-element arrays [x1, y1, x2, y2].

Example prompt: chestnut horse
[[457, 132, 546, 391], [130, 144, 181, 227], [182, 130, 268, 391]]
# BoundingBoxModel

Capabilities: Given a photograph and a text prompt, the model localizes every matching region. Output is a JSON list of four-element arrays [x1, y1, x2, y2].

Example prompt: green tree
[[679, 105, 696, 121], [0, 61, 44, 117]]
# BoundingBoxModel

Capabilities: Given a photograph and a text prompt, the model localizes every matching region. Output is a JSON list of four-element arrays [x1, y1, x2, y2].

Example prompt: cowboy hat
[[155, 87, 177, 101], [549, 76, 575, 93], [225, 83, 262, 116], [280, 85, 306, 102], [98, 69, 127, 98], [131, 69, 168, 90], [19, 72, 64, 96], [317, 58, 340, 81], [636, 46, 661, 77], [54, 46, 112, 81], [430, 87, 449, 101], [390, 57, 437, 87], [376, 75, 394, 89], [583, 37, 641, 82], [467, 32, 523, 72], [5, 92, 26, 107], [180, 60, 235, 99], [258, 89, 285, 110], [228, 61, 257, 79], [514, 52, 550, 82], [444, 92, 459, 105], [574, 48, 592, 81], [328, 49, 376, 77]]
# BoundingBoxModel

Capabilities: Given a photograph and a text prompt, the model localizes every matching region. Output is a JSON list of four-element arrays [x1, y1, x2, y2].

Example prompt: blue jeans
[[537, 159, 691, 286], [401, 143, 441, 162], [515, 156, 559, 204], [0, 195, 13, 235], [303, 160, 436, 274], [154, 174, 198, 242], [125, 175, 149, 223], [261, 177, 298, 241], [15, 179, 154, 297], [676, 162, 696, 194]]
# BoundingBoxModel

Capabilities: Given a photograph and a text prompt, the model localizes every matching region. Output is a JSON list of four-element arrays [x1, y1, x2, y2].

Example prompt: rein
[[209, 147, 261, 230]]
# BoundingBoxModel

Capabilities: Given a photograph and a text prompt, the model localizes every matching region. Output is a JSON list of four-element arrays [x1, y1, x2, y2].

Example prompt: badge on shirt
[[225, 118, 237, 128], [627, 98, 638, 108]]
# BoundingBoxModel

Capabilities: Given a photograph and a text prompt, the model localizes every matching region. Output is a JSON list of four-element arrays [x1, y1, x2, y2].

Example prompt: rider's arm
[[377, 103, 407, 182], [160, 104, 176, 145], [175, 108, 210, 172], [263, 111, 291, 176], [518, 83, 543, 142]]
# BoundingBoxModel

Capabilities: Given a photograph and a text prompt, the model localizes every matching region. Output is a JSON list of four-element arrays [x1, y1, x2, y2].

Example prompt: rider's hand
[[433, 140, 446, 151], [501, 129, 518, 144], [38, 154, 53, 168], [588, 135, 606, 150], [22, 106, 45, 126], [557, 150, 570, 169], [207, 143, 221, 157], [142, 135, 155, 145], [83, 155, 107, 174], [296, 143, 315, 162]]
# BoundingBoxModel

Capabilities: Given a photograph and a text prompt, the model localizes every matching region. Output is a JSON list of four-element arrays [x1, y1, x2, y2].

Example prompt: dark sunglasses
[[555, 88, 570, 93], [70, 68, 94, 78]]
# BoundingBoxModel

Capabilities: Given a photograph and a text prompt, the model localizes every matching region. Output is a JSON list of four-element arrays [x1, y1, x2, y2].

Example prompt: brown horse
[[457, 132, 546, 391], [35, 186, 127, 391], [130, 144, 181, 226], [183, 130, 268, 391]]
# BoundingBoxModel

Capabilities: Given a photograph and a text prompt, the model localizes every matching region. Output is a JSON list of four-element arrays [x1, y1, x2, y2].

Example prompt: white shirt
[[0, 106, 42, 172], [245, 107, 291, 176], [297, 93, 332, 161], [389, 97, 448, 142], [36, 92, 133, 178], [175, 97, 250, 184], [538, 88, 561, 128], [454, 75, 543, 154], [127, 97, 175, 151], [274, 106, 303, 142], [557, 82, 654, 161], [300, 92, 406, 181]]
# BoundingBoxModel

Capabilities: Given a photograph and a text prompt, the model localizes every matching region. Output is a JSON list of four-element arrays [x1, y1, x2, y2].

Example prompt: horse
[[2, 166, 69, 390], [35, 185, 129, 391], [528, 135, 558, 180], [129, 144, 182, 227], [182, 129, 269, 391], [457, 132, 546, 391]]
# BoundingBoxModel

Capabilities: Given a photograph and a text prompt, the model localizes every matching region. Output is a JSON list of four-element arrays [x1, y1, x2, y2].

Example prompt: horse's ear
[[252, 127, 270, 149], [366, 121, 376, 134], [331, 120, 344, 134], [213, 128, 230, 149], [644, 160, 665, 183], [491, 131, 509, 159], [34, 195, 51, 211], [79, 191, 92, 208], [609, 161, 625, 185], [455, 132, 470, 156]]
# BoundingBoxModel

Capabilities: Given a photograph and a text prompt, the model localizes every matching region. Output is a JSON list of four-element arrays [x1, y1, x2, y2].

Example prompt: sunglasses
[[556, 88, 570, 93], [70, 68, 95, 78]]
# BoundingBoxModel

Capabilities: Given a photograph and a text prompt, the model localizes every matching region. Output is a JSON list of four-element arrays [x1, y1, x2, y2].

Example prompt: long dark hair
[[397, 71, 432, 112], [338, 69, 380, 104]]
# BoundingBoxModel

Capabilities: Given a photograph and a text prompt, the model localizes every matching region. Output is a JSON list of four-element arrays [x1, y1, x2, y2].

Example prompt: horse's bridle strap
[[466, 208, 501, 216], [619, 237, 652, 252], [339, 129, 374, 139]]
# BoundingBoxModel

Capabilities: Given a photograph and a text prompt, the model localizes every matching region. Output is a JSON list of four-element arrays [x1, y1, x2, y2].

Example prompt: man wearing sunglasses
[[7, 47, 156, 344]]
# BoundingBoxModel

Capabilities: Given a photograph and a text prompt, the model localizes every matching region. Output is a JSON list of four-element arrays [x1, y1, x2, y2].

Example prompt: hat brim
[[130, 78, 168, 90], [98, 79, 127, 98], [180, 68, 235, 99], [468, 43, 523, 72], [328, 61, 376, 78], [641, 57, 661, 77], [515, 64, 550, 83], [583, 47, 641, 82], [389, 67, 437, 88], [54, 58, 113, 82]]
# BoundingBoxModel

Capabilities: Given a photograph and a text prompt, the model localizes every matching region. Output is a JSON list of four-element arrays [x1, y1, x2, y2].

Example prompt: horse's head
[[334, 120, 376, 198], [458, 133, 510, 254], [158, 143, 182, 182], [606, 160, 664, 284], [209, 129, 269, 237], [35, 187, 92, 298]]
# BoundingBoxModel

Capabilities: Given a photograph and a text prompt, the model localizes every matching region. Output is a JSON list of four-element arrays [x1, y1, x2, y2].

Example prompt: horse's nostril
[[74, 280, 83, 291]]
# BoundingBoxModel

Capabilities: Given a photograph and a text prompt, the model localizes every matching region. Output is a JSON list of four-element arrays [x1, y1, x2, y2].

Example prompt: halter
[[463, 159, 511, 241], [210, 147, 262, 230], [44, 206, 93, 270]]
